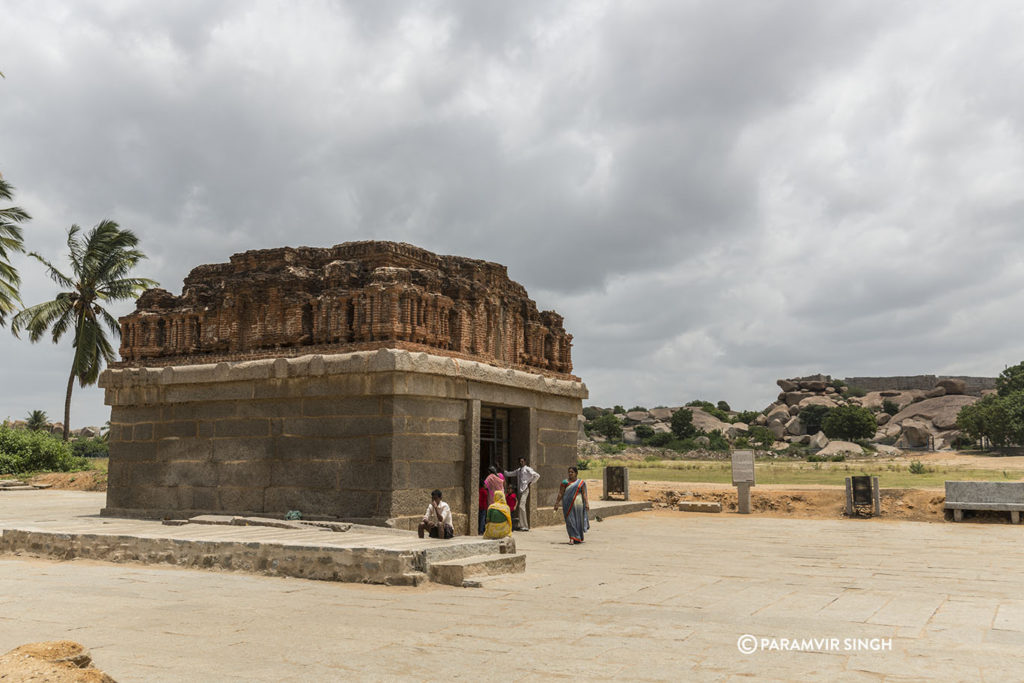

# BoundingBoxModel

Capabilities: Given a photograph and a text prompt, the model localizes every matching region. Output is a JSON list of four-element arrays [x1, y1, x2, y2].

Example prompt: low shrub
[[882, 399, 900, 416], [71, 437, 109, 458], [0, 426, 85, 474], [634, 424, 655, 440], [706, 430, 730, 452], [908, 460, 926, 474], [828, 454, 846, 462], [645, 432, 674, 447], [576, 457, 592, 471]]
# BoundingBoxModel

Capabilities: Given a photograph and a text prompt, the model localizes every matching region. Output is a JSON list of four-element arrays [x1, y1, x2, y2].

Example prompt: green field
[[588, 459, 1024, 488]]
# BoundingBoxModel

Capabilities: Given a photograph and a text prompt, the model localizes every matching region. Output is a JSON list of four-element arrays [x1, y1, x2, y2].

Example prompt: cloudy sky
[[2, 0, 1024, 428]]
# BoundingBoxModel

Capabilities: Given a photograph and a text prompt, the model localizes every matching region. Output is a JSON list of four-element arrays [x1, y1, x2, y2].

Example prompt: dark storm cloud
[[2, 0, 1024, 425]]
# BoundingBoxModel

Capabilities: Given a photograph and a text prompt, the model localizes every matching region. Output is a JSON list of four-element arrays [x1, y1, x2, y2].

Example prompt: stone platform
[[0, 491, 520, 586]]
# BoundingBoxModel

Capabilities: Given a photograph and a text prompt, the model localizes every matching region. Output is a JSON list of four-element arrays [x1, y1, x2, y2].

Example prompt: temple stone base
[[99, 348, 586, 532]]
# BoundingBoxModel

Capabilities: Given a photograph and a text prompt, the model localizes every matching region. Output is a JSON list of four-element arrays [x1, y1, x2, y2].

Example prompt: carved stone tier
[[116, 241, 574, 377]]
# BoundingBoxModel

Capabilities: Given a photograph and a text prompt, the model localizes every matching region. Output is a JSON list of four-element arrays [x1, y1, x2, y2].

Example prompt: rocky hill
[[581, 372, 991, 453]]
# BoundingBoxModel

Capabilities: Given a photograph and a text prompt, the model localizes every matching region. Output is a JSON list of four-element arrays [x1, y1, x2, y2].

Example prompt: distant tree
[[716, 400, 731, 412], [634, 424, 655, 440], [581, 406, 607, 421], [12, 221, 157, 440], [734, 410, 760, 424], [590, 414, 623, 441], [628, 405, 647, 412], [0, 175, 31, 326], [25, 409, 48, 431], [670, 408, 697, 439], [647, 432, 674, 447], [686, 399, 714, 410], [799, 404, 833, 435], [956, 393, 1024, 447], [613, 405, 625, 414], [996, 361, 1024, 397], [706, 430, 730, 451], [748, 426, 774, 450], [822, 405, 877, 440]]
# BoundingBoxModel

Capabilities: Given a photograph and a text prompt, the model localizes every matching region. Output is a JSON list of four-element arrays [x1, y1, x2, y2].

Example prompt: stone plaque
[[731, 450, 755, 486]]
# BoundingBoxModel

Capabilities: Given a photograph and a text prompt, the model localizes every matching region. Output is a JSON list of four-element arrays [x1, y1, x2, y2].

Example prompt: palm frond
[[27, 252, 75, 290], [11, 295, 74, 342]]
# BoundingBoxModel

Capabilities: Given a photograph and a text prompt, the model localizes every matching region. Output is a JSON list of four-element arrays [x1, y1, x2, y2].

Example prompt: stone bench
[[944, 481, 1024, 523]]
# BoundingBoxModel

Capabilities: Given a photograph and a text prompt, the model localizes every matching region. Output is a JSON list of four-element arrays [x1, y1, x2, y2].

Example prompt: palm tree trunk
[[63, 364, 74, 441]]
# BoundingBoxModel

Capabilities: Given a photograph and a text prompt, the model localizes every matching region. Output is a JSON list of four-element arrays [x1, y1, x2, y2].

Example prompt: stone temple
[[99, 241, 587, 532]]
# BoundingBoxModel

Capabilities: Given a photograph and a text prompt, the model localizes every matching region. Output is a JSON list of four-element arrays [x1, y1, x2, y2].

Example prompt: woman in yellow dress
[[483, 489, 512, 538]]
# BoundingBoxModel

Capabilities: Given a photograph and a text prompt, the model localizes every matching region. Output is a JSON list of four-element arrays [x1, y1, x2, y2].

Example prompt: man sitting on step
[[418, 489, 454, 539]]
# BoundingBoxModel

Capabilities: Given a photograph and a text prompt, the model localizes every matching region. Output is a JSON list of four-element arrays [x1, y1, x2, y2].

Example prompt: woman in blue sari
[[554, 466, 590, 544]]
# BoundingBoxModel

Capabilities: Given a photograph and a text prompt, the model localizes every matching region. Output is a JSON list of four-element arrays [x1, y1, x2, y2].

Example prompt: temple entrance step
[[427, 553, 526, 587]]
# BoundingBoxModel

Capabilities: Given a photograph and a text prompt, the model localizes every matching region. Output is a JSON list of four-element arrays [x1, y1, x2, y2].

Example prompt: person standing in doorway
[[504, 457, 540, 531], [484, 466, 504, 506]]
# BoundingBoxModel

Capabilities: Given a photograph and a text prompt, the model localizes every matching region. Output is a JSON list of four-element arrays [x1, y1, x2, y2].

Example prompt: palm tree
[[12, 221, 157, 440], [0, 174, 31, 326], [25, 409, 48, 431]]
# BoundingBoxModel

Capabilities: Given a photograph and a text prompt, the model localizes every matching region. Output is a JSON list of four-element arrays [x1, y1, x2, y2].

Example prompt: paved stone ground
[[0, 491, 1021, 681]]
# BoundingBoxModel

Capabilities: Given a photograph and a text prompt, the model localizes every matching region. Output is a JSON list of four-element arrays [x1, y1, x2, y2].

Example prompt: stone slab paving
[[0, 492, 1022, 680]]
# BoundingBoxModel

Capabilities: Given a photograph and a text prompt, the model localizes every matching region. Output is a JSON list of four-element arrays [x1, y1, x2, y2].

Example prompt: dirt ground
[[28, 471, 107, 491], [23, 451, 1024, 523], [0, 640, 115, 682], [589, 450, 1024, 524]]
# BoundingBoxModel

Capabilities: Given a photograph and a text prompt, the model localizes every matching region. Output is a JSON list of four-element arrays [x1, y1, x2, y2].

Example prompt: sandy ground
[[24, 451, 1024, 523], [28, 471, 106, 491]]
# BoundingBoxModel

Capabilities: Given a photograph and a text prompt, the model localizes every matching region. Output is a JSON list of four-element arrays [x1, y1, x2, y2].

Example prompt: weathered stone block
[[302, 396, 382, 417], [384, 396, 466, 420], [211, 438, 275, 462], [155, 420, 199, 440], [274, 435, 376, 461], [391, 434, 464, 461], [214, 418, 270, 439], [281, 416, 392, 439], [131, 423, 154, 441], [217, 461, 272, 489], [270, 460, 342, 488], [157, 438, 212, 462]]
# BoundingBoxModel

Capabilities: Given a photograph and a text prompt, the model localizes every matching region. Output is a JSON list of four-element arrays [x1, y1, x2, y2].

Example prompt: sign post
[[731, 450, 755, 514]]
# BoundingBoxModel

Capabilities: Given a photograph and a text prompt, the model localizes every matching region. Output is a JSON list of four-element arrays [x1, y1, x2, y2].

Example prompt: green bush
[[799, 404, 833, 435], [0, 426, 83, 474], [706, 430, 730, 452], [576, 457, 592, 471], [807, 453, 826, 462], [846, 386, 867, 398], [645, 432, 674, 447], [643, 454, 661, 462], [716, 400, 731, 412], [590, 414, 623, 441], [598, 442, 626, 454], [956, 393, 1024, 447], [908, 460, 926, 474], [748, 426, 774, 450], [997, 361, 1024, 397], [686, 400, 715, 410], [882, 399, 900, 416], [71, 437, 109, 458], [822, 405, 877, 440], [613, 405, 625, 414], [634, 424, 655, 440], [582, 406, 608, 421], [667, 438, 700, 453], [733, 436, 751, 449], [628, 405, 648, 412], [734, 410, 760, 425], [828, 454, 846, 462], [670, 408, 697, 439]]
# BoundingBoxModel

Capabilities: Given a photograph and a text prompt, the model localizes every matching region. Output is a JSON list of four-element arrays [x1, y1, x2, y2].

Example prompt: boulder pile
[[757, 374, 984, 451]]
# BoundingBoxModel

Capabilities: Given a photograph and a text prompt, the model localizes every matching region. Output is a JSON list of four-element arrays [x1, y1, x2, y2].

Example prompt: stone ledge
[[100, 348, 588, 399]]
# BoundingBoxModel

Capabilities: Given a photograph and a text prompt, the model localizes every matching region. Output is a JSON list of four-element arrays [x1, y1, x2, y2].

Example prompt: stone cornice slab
[[99, 348, 588, 399]]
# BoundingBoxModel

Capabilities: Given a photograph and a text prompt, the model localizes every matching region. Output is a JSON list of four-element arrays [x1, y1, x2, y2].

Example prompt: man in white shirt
[[418, 489, 454, 539], [504, 458, 540, 531]]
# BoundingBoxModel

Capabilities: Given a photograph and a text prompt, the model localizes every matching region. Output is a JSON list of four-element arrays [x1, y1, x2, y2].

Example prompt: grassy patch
[[592, 459, 1024, 488]]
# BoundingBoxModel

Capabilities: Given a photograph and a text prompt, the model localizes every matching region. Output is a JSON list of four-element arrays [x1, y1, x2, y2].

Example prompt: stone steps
[[427, 553, 526, 587]]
